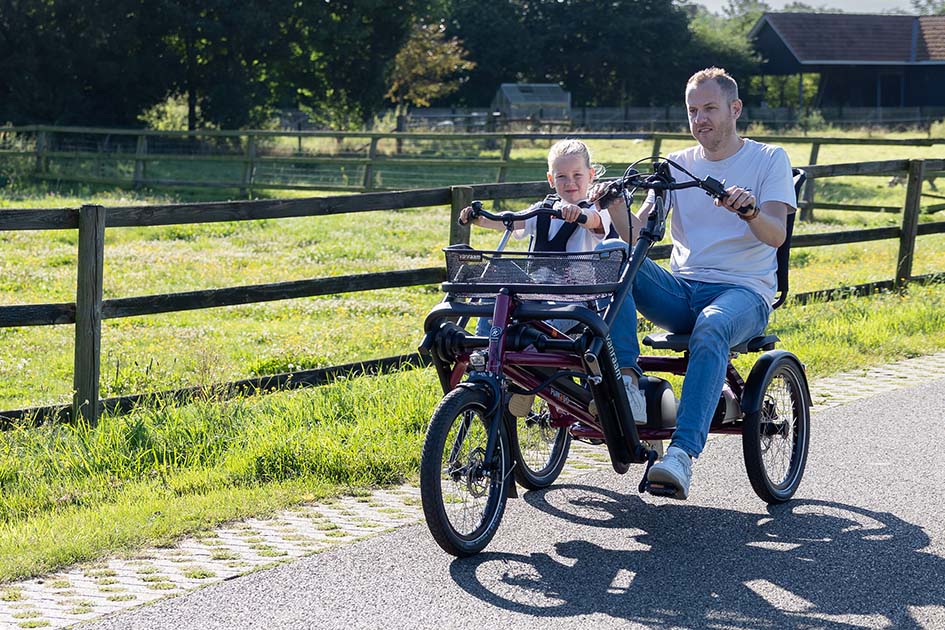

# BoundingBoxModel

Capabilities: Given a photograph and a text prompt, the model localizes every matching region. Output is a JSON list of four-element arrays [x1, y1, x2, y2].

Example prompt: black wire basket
[[442, 245, 626, 301]]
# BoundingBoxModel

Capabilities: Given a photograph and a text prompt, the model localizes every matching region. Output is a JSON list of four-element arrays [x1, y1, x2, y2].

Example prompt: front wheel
[[420, 386, 511, 557], [741, 352, 811, 503], [510, 396, 571, 490]]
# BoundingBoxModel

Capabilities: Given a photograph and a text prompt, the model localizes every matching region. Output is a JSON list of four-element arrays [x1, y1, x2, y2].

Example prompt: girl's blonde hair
[[547, 139, 606, 178]]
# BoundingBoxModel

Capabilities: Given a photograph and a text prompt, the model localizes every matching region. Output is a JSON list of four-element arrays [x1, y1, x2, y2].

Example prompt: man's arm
[[594, 191, 652, 244], [717, 186, 789, 248]]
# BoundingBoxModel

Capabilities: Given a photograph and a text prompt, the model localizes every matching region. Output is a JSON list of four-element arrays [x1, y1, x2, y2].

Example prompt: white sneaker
[[647, 445, 693, 500], [622, 375, 647, 425], [508, 394, 535, 417]]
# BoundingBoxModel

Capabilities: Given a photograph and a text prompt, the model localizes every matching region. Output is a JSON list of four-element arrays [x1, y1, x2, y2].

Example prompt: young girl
[[460, 141, 645, 420], [460, 139, 614, 250]]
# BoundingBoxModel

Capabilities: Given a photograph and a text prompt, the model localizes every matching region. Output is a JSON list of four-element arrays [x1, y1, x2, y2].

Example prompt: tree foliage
[[912, 0, 945, 14], [447, 0, 759, 107], [385, 21, 476, 114], [0, 0, 765, 127], [0, 0, 442, 128]]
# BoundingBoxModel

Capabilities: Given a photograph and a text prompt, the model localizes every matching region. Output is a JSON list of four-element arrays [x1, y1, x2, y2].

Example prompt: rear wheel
[[742, 355, 810, 503], [420, 386, 510, 557], [511, 397, 571, 490]]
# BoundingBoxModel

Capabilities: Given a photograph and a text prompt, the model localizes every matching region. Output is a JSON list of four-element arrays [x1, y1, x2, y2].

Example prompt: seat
[[642, 168, 807, 354]]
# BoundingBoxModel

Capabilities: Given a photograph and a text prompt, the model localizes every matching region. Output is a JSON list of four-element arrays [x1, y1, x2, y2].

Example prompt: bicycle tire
[[420, 386, 511, 557], [742, 353, 810, 503], [510, 398, 571, 490]]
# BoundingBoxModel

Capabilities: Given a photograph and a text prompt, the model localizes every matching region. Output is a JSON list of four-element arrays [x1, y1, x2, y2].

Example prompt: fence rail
[[406, 105, 945, 132], [2, 125, 943, 215], [0, 159, 943, 427]]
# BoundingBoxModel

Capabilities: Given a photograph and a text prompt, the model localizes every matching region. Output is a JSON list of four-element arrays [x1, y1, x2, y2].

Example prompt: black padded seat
[[642, 331, 780, 354]]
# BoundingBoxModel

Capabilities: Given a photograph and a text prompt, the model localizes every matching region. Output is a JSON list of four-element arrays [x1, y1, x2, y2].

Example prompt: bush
[[929, 119, 945, 138]]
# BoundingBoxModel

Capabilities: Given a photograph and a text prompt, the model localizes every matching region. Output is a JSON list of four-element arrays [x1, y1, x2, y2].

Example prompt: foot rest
[[642, 332, 780, 353]]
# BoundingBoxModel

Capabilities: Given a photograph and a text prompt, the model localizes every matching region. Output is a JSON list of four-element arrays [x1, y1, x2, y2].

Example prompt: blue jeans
[[615, 255, 771, 458]]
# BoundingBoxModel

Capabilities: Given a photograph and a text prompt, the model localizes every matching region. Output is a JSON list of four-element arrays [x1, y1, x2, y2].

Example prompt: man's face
[[686, 80, 741, 153]]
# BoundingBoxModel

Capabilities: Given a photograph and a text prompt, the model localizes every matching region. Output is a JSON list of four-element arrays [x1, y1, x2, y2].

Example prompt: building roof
[[495, 83, 570, 104], [749, 13, 945, 65]]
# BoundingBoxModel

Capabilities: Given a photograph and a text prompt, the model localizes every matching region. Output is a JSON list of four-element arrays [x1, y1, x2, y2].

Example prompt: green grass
[[2, 130, 945, 583], [0, 367, 438, 582]]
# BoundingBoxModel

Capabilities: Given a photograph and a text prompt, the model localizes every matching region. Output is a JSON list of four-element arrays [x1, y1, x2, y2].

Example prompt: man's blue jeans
[[610, 254, 771, 458]]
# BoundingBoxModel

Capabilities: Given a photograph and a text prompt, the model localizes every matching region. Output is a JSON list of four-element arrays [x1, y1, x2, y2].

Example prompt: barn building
[[749, 13, 945, 108]]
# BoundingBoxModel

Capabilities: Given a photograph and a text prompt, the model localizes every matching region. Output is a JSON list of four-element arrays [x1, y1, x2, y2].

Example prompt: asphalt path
[[84, 379, 945, 630]]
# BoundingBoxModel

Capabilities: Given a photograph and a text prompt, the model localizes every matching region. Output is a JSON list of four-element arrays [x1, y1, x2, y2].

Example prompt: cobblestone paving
[[3, 351, 945, 629]]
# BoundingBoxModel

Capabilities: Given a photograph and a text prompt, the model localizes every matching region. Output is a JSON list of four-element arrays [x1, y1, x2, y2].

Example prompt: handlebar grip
[[456, 200, 484, 226], [703, 176, 756, 215]]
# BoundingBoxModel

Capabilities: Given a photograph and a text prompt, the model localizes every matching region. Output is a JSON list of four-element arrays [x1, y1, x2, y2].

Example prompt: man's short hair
[[687, 67, 739, 104]]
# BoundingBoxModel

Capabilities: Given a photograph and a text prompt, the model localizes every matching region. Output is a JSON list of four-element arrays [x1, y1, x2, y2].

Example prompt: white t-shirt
[[660, 139, 796, 304], [514, 199, 613, 252]]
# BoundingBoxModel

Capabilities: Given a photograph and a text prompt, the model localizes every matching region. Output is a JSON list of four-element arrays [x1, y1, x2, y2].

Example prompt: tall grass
[[0, 368, 439, 580]]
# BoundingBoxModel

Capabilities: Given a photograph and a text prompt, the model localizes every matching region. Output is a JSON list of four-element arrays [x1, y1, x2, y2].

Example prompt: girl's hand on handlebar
[[458, 205, 477, 225], [557, 203, 584, 223], [558, 203, 601, 231]]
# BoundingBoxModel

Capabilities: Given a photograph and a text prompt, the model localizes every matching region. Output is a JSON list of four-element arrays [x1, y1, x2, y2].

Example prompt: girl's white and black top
[[513, 195, 615, 253]]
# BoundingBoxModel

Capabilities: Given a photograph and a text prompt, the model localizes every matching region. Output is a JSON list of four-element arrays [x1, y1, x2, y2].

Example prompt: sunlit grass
[[0, 368, 439, 581], [3, 132, 945, 583]]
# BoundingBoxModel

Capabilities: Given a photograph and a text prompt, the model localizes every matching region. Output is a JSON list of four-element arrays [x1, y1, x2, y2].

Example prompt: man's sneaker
[[508, 394, 535, 417], [647, 445, 692, 500], [622, 375, 648, 425]]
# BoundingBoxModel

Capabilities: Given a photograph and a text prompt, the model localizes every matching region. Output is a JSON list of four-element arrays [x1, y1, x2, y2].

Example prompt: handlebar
[[595, 159, 756, 216], [458, 200, 589, 227]]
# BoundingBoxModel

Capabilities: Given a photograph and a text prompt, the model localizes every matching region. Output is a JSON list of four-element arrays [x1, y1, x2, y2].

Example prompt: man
[[598, 67, 797, 499]]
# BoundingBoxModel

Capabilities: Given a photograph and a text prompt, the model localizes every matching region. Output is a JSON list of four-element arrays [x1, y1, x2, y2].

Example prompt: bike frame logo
[[490, 326, 502, 340]]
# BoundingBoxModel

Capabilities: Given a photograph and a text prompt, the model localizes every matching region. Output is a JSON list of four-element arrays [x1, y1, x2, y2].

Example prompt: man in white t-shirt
[[599, 67, 797, 499]]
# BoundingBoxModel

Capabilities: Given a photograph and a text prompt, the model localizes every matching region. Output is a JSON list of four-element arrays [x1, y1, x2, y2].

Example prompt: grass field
[[2, 128, 945, 582]]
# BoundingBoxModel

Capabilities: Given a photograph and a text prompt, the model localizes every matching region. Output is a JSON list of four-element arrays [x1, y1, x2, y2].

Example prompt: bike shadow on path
[[449, 484, 945, 629]]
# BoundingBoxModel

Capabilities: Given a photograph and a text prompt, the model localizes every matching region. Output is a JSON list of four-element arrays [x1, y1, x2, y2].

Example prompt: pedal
[[644, 481, 680, 498]]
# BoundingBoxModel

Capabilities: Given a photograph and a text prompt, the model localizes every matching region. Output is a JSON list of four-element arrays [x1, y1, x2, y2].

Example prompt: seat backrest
[[772, 168, 807, 309]]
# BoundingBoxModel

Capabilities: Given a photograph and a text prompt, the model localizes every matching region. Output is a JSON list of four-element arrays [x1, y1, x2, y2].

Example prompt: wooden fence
[[1, 125, 943, 217], [0, 158, 944, 428]]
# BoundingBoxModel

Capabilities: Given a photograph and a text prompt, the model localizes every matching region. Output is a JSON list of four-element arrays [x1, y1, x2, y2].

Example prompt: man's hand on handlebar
[[716, 185, 757, 217], [589, 182, 626, 213]]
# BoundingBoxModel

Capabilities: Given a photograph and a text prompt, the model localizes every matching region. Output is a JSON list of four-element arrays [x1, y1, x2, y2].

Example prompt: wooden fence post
[[241, 134, 257, 197], [896, 159, 925, 288], [74, 204, 106, 425], [450, 186, 473, 245], [651, 135, 662, 159], [496, 135, 513, 183], [799, 141, 821, 221], [133, 135, 148, 189], [363, 137, 379, 191], [34, 130, 48, 174]]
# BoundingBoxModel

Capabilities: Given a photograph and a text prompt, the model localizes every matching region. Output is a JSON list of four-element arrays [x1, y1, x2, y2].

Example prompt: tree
[[385, 21, 476, 115], [912, 0, 945, 14], [0, 0, 179, 126], [447, 0, 757, 108], [0, 0, 448, 129]]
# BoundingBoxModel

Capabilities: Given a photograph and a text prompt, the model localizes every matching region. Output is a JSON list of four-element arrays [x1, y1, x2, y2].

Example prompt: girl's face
[[547, 154, 595, 204]]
